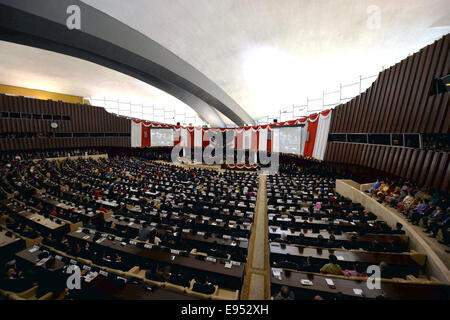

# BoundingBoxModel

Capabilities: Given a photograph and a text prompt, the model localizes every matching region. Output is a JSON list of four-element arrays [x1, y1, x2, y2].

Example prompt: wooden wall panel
[[419, 151, 433, 185], [359, 85, 373, 133], [348, 99, 357, 134], [0, 94, 131, 150], [405, 149, 418, 180], [426, 152, 441, 188], [379, 147, 389, 172], [326, 34, 449, 191], [374, 66, 394, 132], [330, 35, 450, 133], [365, 71, 385, 132], [362, 144, 371, 166], [439, 154, 448, 190], [412, 151, 426, 182], [400, 148, 412, 178], [420, 39, 447, 132]]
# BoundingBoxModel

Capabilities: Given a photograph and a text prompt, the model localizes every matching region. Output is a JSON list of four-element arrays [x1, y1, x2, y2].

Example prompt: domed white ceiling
[[0, 0, 448, 124], [80, 0, 450, 120]]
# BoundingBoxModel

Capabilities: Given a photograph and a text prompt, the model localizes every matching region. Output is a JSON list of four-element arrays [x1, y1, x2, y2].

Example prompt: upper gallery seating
[[366, 178, 449, 247]]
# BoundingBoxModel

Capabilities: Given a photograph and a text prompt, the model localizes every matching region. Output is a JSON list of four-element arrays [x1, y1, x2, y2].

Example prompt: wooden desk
[[267, 207, 377, 221], [16, 247, 197, 300], [270, 243, 422, 277], [268, 226, 408, 247], [270, 243, 419, 266], [0, 229, 25, 263], [37, 194, 103, 223], [182, 232, 248, 250], [4, 201, 69, 234], [15, 246, 66, 271], [107, 216, 249, 250], [271, 268, 449, 300], [68, 230, 245, 289], [97, 199, 119, 208], [127, 211, 252, 235], [268, 215, 380, 232], [83, 274, 198, 300]]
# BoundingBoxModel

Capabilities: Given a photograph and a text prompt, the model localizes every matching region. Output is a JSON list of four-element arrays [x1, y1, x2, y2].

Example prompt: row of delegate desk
[[104, 220, 247, 264], [27, 161, 254, 295], [268, 190, 360, 205], [108, 215, 249, 251], [24, 162, 252, 291], [268, 214, 380, 231], [35, 193, 104, 224], [270, 268, 449, 300], [4, 200, 248, 296], [43, 179, 255, 224], [270, 242, 423, 277], [15, 246, 197, 300], [267, 205, 376, 221], [67, 228, 245, 290], [2, 200, 69, 234], [32, 163, 256, 236], [0, 228, 25, 264], [109, 209, 252, 234], [33, 162, 256, 231], [54, 162, 257, 211], [268, 226, 409, 250], [266, 177, 450, 300]]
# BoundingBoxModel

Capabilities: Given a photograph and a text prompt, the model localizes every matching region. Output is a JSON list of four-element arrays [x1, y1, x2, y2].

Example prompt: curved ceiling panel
[[81, 0, 450, 120], [0, 0, 255, 126], [0, 40, 207, 125]]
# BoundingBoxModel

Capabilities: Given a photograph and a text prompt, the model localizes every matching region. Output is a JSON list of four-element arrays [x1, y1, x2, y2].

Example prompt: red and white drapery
[[130, 109, 332, 160], [131, 120, 151, 147], [311, 110, 332, 160]]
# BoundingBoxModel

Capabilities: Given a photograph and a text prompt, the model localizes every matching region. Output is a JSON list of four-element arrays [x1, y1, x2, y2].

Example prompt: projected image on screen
[[274, 127, 302, 155], [151, 129, 174, 146]]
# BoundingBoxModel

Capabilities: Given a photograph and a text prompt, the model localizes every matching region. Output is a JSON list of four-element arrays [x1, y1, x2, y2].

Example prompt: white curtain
[[258, 127, 268, 152], [243, 129, 252, 150], [271, 128, 280, 153], [194, 128, 203, 147], [312, 110, 332, 160], [131, 121, 142, 147], [226, 129, 235, 149], [180, 128, 189, 157], [235, 128, 244, 149]]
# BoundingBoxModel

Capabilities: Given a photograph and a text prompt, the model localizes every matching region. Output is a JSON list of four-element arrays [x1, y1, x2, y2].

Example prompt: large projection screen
[[272, 127, 302, 155], [151, 128, 174, 146]]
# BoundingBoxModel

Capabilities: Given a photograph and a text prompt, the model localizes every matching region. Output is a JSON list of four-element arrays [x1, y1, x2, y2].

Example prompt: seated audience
[[274, 285, 295, 300], [343, 262, 367, 278], [192, 273, 216, 295], [320, 254, 343, 275]]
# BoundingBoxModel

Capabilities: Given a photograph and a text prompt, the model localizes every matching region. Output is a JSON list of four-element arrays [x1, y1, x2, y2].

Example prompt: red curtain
[[235, 131, 243, 150], [303, 115, 319, 157], [190, 130, 194, 147], [252, 131, 259, 151], [142, 125, 150, 147], [202, 129, 210, 148]]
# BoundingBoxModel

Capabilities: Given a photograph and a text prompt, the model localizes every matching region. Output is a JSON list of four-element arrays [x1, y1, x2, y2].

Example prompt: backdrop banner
[[130, 109, 332, 160]]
